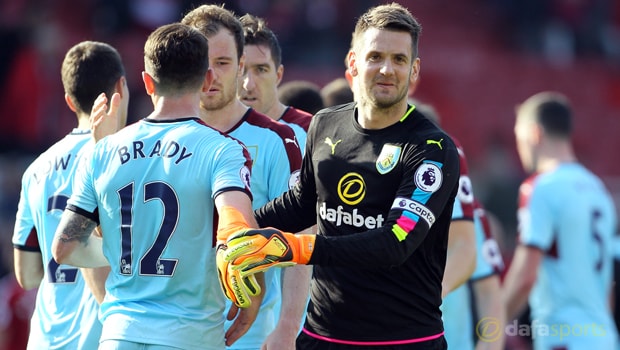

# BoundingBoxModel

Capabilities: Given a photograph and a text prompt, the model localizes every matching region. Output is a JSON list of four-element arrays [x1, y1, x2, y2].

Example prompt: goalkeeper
[[218, 4, 460, 350]]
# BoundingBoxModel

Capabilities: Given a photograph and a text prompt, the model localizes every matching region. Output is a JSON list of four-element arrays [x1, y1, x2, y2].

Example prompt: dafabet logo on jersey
[[337, 172, 366, 205], [376, 144, 401, 174], [319, 173, 384, 229]]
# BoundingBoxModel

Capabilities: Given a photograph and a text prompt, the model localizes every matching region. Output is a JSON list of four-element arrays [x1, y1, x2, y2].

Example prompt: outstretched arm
[[214, 190, 265, 347], [231, 142, 461, 272]]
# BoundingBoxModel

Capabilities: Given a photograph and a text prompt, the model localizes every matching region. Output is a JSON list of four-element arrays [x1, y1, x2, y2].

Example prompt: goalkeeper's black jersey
[[256, 102, 459, 345]]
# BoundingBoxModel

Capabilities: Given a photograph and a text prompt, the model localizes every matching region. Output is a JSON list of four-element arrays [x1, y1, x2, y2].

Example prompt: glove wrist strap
[[290, 233, 315, 264]]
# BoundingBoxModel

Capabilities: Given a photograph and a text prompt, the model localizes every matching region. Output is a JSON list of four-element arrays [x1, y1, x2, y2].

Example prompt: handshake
[[216, 228, 315, 308]]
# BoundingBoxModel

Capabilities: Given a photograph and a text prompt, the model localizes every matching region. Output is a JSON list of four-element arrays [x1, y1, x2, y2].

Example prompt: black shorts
[[296, 331, 447, 350]]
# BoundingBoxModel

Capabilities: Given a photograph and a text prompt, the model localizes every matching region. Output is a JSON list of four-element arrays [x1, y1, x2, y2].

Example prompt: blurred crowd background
[[1, 0, 619, 348]]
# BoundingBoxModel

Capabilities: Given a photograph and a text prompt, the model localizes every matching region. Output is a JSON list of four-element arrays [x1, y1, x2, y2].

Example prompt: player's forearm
[[53, 211, 108, 267], [473, 276, 505, 350], [442, 221, 476, 297], [54, 234, 108, 268], [216, 204, 255, 241], [261, 264, 310, 349], [13, 250, 44, 290], [502, 246, 538, 320], [279, 264, 311, 330], [80, 266, 110, 304], [15, 272, 42, 290], [442, 253, 476, 297], [502, 279, 532, 322], [309, 225, 420, 267]]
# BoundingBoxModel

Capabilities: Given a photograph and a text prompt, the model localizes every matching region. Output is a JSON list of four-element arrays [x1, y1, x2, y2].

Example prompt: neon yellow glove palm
[[223, 228, 315, 276], [216, 243, 261, 308]]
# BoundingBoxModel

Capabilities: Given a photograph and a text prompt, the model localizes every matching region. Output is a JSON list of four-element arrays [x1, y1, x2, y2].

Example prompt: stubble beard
[[203, 90, 235, 111], [368, 85, 408, 110]]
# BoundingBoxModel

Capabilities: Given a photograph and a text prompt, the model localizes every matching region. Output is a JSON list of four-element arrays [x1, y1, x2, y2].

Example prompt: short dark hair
[[144, 23, 210, 96], [518, 91, 573, 138], [181, 4, 244, 60], [61, 41, 125, 114], [278, 80, 324, 115], [239, 13, 282, 68], [352, 2, 422, 58]]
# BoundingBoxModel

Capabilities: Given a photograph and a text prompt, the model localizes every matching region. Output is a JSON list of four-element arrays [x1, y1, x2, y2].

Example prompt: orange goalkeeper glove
[[216, 243, 261, 308], [223, 228, 315, 276]]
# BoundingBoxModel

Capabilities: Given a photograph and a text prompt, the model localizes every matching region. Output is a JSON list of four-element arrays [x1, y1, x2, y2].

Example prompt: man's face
[[200, 29, 242, 112], [350, 28, 418, 109], [238, 44, 282, 115]]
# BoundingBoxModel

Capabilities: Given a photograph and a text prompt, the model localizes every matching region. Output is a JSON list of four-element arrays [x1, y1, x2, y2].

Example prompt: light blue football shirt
[[280, 106, 311, 155], [224, 109, 302, 349], [68, 118, 251, 350], [12, 129, 102, 349], [518, 163, 618, 349], [442, 202, 505, 350], [441, 197, 475, 350], [470, 205, 504, 281], [281, 121, 306, 154], [441, 143, 478, 350]]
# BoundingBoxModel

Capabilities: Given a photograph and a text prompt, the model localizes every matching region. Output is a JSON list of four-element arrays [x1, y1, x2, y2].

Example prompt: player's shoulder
[[23, 132, 90, 176], [281, 107, 312, 130], [410, 109, 451, 139], [309, 102, 356, 133], [100, 118, 144, 142], [447, 135, 469, 159], [314, 102, 355, 119], [243, 108, 297, 140], [93, 119, 141, 150], [533, 163, 586, 190], [100, 118, 239, 160], [450, 135, 463, 148], [286, 106, 313, 118], [547, 164, 610, 199], [415, 124, 458, 160], [521, 170, 575, 207], [188, 117, 240, 141], [44, 131, 91, 154], [519, 173, 540, 193], [111, 117, 215, 139]]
